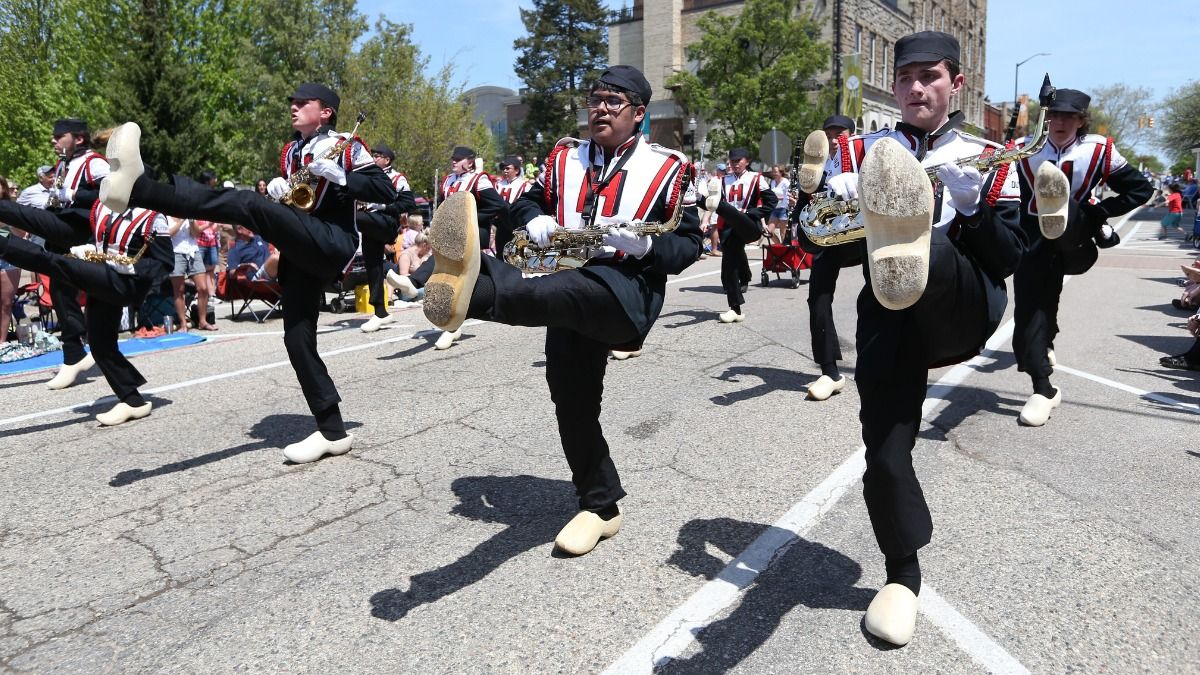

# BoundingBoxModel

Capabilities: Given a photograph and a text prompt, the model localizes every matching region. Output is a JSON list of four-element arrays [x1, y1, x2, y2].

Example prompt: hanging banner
[[842, 52, 862, 119]]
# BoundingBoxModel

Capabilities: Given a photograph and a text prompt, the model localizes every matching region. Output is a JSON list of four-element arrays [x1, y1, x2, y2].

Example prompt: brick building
[[608, 0, 989, 153]]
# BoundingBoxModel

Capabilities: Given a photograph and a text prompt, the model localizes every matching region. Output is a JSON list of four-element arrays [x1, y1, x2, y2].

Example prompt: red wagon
[[760, 231, 812, 289]]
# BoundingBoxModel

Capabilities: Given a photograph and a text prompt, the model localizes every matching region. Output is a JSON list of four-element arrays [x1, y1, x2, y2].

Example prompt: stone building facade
[[608, 0, 988, 153]]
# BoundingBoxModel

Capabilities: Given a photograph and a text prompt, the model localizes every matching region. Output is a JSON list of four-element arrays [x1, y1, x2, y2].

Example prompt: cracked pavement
[[0, 213, 1196, 672]]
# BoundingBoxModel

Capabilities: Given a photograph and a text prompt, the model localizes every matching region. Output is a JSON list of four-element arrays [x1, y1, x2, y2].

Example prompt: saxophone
[[503, 163, 694, 273], [281, 111, 367, 211], [45, 156, 67, 209], [797, 75, 1056, 247]]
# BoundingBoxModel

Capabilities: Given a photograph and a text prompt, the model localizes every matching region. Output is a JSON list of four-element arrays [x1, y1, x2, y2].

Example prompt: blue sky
[[360, 0, 1195, 111]]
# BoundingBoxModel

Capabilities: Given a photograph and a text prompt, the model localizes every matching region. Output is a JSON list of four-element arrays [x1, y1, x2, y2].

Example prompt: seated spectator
[[1182, 179, 1198, 210], [227, 224, 269, 273], [388, 233, 431, 300], [1160, 313, 1200, 372], [399, 213, 425, 251]]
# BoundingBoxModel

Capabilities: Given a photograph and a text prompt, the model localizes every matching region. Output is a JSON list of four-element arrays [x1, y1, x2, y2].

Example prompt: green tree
[[343, 18, 494, 199], [1157, 81, 1200, 168], [1088, 83, 1155, 149], [666, 0, 830, 156], [513, 0, 608, 151]]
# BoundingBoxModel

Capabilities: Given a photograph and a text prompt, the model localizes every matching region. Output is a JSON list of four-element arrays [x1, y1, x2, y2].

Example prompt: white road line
[[604, 318, 1028, 674], [1053, 364, 1200, 415], [0, 321, 482, 429], [668, 261, 764, 286], [920, 585, 1031, 675]]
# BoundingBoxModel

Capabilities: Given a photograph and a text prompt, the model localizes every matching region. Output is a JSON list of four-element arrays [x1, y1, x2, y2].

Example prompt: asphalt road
[[0, 206, 1196, 673]]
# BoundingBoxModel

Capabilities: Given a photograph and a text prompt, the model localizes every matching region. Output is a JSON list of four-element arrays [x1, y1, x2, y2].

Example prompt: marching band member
[[821, 32, 1025, 645], [418, 65, 702, 556], [31, 118, 109, 386], [710, 148, 776, 323], [795, 114, 862, 400], [386, 145, 508, 350], [99, 82, 395, 462], [1010, 89, 1153, 426], [0, 196, 172, 425], [495, 156, 530, 205], [359, 142, 416, 333]]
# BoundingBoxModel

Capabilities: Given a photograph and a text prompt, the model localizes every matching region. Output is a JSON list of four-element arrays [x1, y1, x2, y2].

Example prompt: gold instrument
[[45, 156, 67, 209], [281, 111, 367, 211], [70, 243, 150, 267], [502, 164, 694, 273], [797, 75, 1056, 247]]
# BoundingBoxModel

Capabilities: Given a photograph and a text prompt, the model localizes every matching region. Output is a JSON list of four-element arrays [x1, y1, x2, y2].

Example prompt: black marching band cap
[[53, 118, 88, 136], [288, 83, 340, 111], [894, 31, 960, 69], [596, 65, 653, 104], [1046, 88, 1090, 114], [372, 142, 395, 160], [728, 147, 751, 161], [451, 146, 476, 161], [498, 156, 520, 168], [823, 115, 856, 132]]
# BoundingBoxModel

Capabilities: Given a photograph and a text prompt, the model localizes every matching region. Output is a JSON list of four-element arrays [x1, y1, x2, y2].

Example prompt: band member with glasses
[[0, 193, 173, 425], [386, 145, 508, 350], [409, 66, 701, 557], [707, 148, 776, 323], [794, 114, 862, 401], [359, 142, 416, 333], [99, 82, 395, 462], [818, 32, 1025, 645], [0, 119, 108, 389], [1009, 89, 1152, 426]]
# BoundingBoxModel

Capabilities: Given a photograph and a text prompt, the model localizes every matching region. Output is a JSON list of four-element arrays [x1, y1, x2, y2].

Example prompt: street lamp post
[[535, 131, 544, 164], [1014, 52, 1050, 106], [688, 117, 697, 160]]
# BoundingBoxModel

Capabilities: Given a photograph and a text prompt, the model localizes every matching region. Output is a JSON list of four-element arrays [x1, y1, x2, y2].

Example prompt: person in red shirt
[[1158, 183, 1184, 239]]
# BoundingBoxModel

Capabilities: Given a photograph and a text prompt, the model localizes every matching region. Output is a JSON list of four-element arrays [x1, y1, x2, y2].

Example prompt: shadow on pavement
[[921, 386, 1021, 442], [109, 413, 360, 487], [676, 285, 729, 296], [658, 309, 716, 328], [709, 365, 808, 406], [369, 474, 575, 622], [655, 517, 875, 673], [377, 333, 474, 361]]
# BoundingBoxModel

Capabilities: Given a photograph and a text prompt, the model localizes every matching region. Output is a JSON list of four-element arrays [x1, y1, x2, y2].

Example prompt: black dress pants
[[808, 244, 862, 368], [1012, 243, 1063, 381], [358, 210, 399, 318], [0, 201, 91, 365], [719, 227, 752, 309], [0, 236, 150, 401], [130, 175, 357, 421], [470, 254, 640, 510], [855, 228, 990, 558]]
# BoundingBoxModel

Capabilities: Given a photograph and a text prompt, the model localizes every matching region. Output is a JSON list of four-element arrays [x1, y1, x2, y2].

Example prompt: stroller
[[325, 252, 368, 313], [759, 223, 812, 288]]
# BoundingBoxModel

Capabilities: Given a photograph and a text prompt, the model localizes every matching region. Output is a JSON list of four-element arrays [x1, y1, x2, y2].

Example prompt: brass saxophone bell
[[287, 183, 316, 211]]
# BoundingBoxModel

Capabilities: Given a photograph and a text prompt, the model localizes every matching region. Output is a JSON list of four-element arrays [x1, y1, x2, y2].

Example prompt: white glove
[[307, 158, 347, 186], [603, 227, 653, 259], [704, 178, 722, 211], [267, 177, 289, 200], [525, 215, 559, 246], [69, 243, 96, 258], [56, 187, 75, 205], [827, 173, 859, 201], [937, 163, 983, 217]]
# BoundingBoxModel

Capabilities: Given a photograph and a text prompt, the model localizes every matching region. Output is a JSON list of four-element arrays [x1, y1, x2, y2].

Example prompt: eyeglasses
[[584, 95, 632, 111]]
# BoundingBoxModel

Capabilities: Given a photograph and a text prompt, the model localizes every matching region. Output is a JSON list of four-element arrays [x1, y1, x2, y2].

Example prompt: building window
[[883, 41, 890, 86], [868, 34, 876, 85], [854, 25, 861, 53]]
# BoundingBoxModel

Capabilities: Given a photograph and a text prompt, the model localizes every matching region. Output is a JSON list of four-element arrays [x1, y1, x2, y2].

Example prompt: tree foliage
[[0, 0, 486, 193], [1157, 81, 1200, 168], [513, 0, 608, 149], [1088, 84, 1155, 151], [666, 0, 830, 156]]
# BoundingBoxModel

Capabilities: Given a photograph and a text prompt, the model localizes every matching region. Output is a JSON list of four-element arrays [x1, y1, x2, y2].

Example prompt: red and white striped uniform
[[279, 129, 373, 212], [496, 176, 530, 204], [1013, 133, 1125, 215], [441, 170, 494, 201], [88, 204, 168, 274], [832, 126, 1021, 230], [52, 150, 109, 198]]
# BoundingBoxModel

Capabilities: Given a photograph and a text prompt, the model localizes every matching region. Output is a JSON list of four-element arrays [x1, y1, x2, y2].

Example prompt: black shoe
[[1172, 299, 1191, 311], [1160, 354, 1200, 370]]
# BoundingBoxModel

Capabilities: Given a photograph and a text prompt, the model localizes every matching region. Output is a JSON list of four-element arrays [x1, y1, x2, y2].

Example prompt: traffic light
[[1138, 116, 1145, 129], [1148, 117, 1155, 128]]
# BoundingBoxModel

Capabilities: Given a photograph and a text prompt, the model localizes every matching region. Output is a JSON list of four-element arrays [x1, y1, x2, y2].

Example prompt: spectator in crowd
[[766, 164, 791, 244], [226, 224, 269, 274], [16, 166, 55, 209], [1182, 178, 1198, 210], [167, 216, 215, 331], [400, 213, 424, 250], [0, 176, 23, 341], [1157, 183, 1185, 239], [255, 179, 269, 197], [1160, 312, 1200, 371], [396, 232, 431, 280]]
